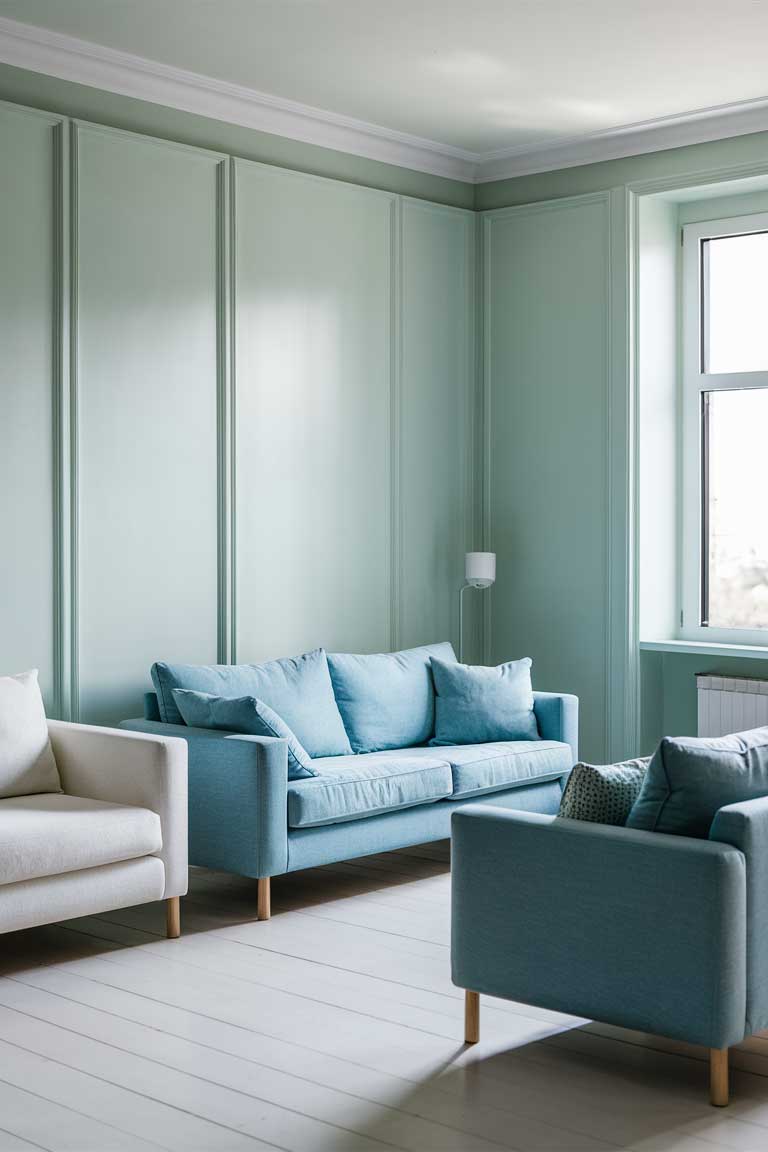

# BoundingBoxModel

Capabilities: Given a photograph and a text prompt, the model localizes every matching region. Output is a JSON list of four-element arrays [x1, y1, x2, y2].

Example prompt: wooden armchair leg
[[710, 1048, 729, 1107], [257, 877, 271, 921], [166, 896, 180, 939], [465, 990, 480, 1044]]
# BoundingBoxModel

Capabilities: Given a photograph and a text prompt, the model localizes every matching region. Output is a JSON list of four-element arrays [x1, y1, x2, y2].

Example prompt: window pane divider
[[693, 370, 768, 391]]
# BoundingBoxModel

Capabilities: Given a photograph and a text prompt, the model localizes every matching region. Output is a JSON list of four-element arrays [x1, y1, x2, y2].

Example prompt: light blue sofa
[[451, 796, 768, 1106], [121, 644, 577, 919]]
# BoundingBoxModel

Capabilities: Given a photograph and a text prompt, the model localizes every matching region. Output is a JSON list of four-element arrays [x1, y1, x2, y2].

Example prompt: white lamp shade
[[465, 551, 496, 588]]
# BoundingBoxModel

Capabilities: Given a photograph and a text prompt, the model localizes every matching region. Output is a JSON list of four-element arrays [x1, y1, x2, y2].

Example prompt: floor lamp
[[459, 552, 496, 663]]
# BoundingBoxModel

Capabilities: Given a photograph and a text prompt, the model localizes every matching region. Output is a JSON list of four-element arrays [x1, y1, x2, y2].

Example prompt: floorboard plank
[[0, 976, 519, 1152], [0, 1033, 269, 1151], [0, 847, 766, 1151]]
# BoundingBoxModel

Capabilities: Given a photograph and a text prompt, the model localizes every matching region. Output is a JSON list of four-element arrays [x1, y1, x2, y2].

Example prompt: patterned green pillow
[[558, 757, 650, 826]]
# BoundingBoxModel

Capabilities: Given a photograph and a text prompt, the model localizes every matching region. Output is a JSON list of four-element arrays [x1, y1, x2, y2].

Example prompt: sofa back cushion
[[171, 689, 318, 780], [151, 648, 351, 758], [626, 727, 768, 837], [327, 642, 456, 753], [0, 670, 61, 799], [429, 656, 539, 746]]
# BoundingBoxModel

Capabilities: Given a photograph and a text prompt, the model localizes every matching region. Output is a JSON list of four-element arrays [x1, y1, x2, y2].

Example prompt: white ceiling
[[2, 0, 768, 180]]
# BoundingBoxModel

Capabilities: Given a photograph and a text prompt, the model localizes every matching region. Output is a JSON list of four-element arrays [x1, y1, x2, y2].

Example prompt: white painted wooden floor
[[1, 843, 767, 1152]]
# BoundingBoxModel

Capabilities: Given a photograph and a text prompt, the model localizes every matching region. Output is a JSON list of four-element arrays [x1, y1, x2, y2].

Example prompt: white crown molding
[[474, 95, 768, 182], [0, 16, 480, 182], [3, 15, 768, 186]]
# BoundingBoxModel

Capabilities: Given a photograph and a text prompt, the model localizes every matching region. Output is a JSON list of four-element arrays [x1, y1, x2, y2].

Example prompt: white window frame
[[681, 211, 768, 646]]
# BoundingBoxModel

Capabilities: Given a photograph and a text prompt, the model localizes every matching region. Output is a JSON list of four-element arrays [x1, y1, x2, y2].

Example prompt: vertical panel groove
[[616, 186, 641, 757], [68, 121, 80, 721], [216, 159, 233, 665], [51, 118, 71, 719], [465, 211, 480, 663], [390, 197, 403, 652], [481, 215, 493, 664], [603, 192, 614, 761], [229, 158, 238, 665], [628, 189, 642, 754]]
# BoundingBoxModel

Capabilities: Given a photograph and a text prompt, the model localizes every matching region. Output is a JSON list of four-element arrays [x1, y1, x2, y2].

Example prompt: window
[[681, 214, 768, 644]]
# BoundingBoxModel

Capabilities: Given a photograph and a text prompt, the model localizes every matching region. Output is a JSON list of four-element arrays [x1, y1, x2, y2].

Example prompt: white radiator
[[697, 674, 768, 737]]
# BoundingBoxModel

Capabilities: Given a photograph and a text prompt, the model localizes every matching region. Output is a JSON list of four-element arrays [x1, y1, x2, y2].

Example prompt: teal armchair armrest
[[533, 692, 578, 763], [711, 795, 768, 1037], [451, 806, 746, 1049], [121, 719, 288, 878]]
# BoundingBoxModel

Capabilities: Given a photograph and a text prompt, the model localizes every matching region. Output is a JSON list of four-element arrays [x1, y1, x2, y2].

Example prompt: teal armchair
[[451, 796, 768, 1106]]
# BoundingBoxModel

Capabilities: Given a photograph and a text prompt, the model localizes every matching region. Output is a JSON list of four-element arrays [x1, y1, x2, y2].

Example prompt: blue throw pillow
[[171, 689, 318, 780], [429, 657, 539, 746], [626, 727, 768, 837], [151, 648, 351, 758], [327, 642, 456, 753]]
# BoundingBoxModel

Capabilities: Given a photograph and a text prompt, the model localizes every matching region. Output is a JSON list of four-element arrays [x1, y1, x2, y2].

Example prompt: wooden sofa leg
[[166, 896, 180, 939], [257, 877, 271, 921], [465, 990, 480, 1044], [710, 1048, 729, 1107]]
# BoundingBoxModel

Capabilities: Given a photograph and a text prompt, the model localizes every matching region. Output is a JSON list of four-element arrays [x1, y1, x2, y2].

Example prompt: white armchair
[[0, 721, 188, 938]]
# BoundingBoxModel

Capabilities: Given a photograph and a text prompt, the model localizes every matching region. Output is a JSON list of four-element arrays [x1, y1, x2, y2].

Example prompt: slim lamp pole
[[459, 552, 496, 664], [459, 582, 471, 663]]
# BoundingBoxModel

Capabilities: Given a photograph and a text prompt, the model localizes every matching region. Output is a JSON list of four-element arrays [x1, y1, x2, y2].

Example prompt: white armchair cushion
[[0, 793, 161, 887], [0, 670, 61, 798], [48, 720, 188, 899], [0, 857, 165, 935]]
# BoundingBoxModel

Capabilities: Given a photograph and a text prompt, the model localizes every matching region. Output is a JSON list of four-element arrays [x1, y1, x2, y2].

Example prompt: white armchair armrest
[[47, 720, 188, 899]]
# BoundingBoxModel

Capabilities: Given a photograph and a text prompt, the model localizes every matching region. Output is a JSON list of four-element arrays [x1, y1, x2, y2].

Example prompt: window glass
[[703, 388, 768, 629], [704, 231, 768, 373]]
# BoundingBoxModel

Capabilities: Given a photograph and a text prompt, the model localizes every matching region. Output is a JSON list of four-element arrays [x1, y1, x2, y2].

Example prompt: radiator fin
[[697, 675, 768, 737]]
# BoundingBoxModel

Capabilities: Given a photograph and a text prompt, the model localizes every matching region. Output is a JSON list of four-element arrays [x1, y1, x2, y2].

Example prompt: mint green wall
[[0, 97, 477, 723], [233, 161, 394, 661], [400, 199, 480, 659], [484, 195, 611, 761], [482, 138, 768, 753], [232, 169, 479, 666], [0, 62, 473, 210], [641, 652, 768, 750], [0, 103, 60, 713], [75, 124, 224, 724], [5, 62, 768, 745]]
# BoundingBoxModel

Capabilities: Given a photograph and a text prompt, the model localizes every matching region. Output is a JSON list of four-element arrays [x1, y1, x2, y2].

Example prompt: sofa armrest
[[451, 805, 746, 1048], [711, 795, 768, 1037], [121, 719, 289, 878], [533, 692, 578, 761], [47, 720, 188, 899]]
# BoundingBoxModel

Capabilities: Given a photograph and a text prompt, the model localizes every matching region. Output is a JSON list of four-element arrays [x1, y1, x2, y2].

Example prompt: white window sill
[[640, 639, 768, 660]]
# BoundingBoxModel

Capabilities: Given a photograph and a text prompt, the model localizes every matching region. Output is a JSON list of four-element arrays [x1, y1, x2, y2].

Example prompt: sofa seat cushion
[[288, 755, 453, 829], [369, 740, 572, 798], [0, 793, 162, 887]]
